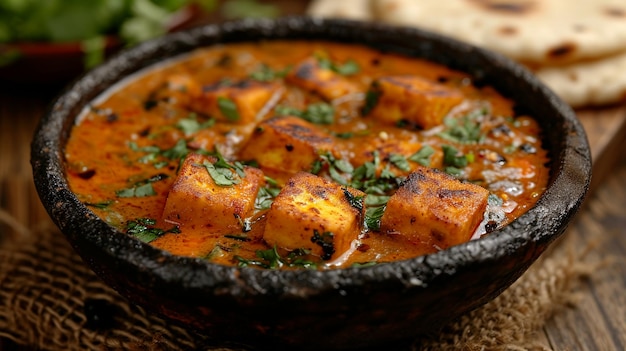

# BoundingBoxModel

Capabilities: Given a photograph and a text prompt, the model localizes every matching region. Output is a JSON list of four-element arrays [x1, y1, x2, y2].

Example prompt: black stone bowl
[[31, 17, 591, 350]]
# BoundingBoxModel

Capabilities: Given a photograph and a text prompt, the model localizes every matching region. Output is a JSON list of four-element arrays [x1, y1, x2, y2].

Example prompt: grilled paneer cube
[[286, 58, 359, 100], [162, 153, 264, 232], [380, 167, 489, 254], [239, 116, 336, 176], [188, 80, 281, 124], [263, 172, 366, 261], [364, 76, 464, 129]]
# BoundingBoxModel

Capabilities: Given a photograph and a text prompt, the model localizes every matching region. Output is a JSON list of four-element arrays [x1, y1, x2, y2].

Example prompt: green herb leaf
[[316, 56, 360, 76], [438, 108, 487, 144], [303, 102, 334, 124], [442, 145, 468, 168], [200, 160, 241, 187], [250, 64, 291, 81], [276, 102, 334, 125], [176, 114, 215, 134], [235, 246, 316, 269], [333, 59, 360, 75], [116, 172, 168, 198], [343, 188, 364, 212], [365, 194, 389, 206], [255, 180, 281, 210], [389, 154, 410, 172], [126, 217, 180, 243], [365, 206, 386, 231], [217, 96, 240, 122], [408, 145, 435, 167], [444, 166, 463, 177], [130, 139, 189, 169]]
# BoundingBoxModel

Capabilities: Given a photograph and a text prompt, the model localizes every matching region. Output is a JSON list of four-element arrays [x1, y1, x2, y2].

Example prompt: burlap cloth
[[0, 203, 604, 351]]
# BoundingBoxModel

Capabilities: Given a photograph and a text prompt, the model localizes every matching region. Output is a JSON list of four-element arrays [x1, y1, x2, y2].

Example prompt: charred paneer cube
[[380, 167, 489, 253], [364, 76, 464, 129], [188, 80, 281, 124], [162, 153, 265, 232], [239, 116, 335, 175], [263, 172, 366, 261], [286, 57, 359, 100]]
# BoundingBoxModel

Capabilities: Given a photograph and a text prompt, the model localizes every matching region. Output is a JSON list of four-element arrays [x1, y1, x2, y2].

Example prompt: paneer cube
[[286, 58, 359, 100], [263, 172, 366, 261], [239, 116, 335, 175], [188, 80, 281, 124], [162, 153, 265, 232], [379, 167, 489, 253], [364, 76, 464, 129]]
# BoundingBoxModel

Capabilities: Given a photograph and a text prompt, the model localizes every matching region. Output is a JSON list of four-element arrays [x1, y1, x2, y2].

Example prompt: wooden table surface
[[2, 2, 626, 350]]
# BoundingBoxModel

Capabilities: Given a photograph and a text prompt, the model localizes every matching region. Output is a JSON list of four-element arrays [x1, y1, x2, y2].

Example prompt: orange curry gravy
[[65, 40, 549, 269]]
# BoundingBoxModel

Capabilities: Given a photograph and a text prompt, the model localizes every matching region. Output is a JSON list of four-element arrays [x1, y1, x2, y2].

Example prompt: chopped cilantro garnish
[[276, 102, 334, 125], [129, 139, 189, 169], [255, 178, 281, 210], [350, 151, 402, 197], [365, 194, 389, 207], [442, 145, 469, 168], [116, 173, 168, 198], [161, 139, 189, 161], [317, 56, 360, 76], [176, 114, 215, 134], [388, 153, 410, 172], [408, 145, 435, 167], [217, 96, 240, 122], [126, 217, 180, 243], [438, 108, 487, 144], [365, 205, 386, 231], [343, 187, 364, 212], [249, 64, 291, 81], [123, 184, 148, 197], [444, 166, 463, 177], [199, 160, 241, 187], [312, 152, 354, 185], [235, 246, 316, 269]]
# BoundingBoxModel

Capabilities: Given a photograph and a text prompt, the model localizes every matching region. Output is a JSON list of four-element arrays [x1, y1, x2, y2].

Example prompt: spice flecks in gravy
[[65, 40, 549, 269]]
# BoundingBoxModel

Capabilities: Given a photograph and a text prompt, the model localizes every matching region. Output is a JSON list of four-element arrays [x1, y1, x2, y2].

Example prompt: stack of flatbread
[[307, 0, 626, 109]]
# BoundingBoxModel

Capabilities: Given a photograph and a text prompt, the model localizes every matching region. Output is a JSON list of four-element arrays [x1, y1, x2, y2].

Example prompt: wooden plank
[[577, 107, 626, 194], [541, 155, 626, 351]]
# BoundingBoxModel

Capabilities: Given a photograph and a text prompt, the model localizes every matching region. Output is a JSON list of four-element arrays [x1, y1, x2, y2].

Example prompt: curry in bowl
[[65, 40, 549, 270]]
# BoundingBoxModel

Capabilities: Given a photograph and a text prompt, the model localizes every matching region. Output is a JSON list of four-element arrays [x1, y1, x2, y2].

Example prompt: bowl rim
[[31, 16, 592, 299]]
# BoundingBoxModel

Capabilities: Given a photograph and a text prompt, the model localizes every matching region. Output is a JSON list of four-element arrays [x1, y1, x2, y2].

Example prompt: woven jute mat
[[0, 209, 599, 351]]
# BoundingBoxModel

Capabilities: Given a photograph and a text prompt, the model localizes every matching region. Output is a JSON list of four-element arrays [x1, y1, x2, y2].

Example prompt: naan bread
[[305, 0, 626, 108], [374, 0, 626, 66], [307, 0, 374, 21], [534, 50, 626, 108]]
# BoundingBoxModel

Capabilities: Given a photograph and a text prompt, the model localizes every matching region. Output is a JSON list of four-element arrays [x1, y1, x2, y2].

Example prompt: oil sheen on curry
[[66, 40, 549, 270]]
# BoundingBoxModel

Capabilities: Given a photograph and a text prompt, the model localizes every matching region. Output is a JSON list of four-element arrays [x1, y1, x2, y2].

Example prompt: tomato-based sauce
[[65, 40, 549, 269]]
